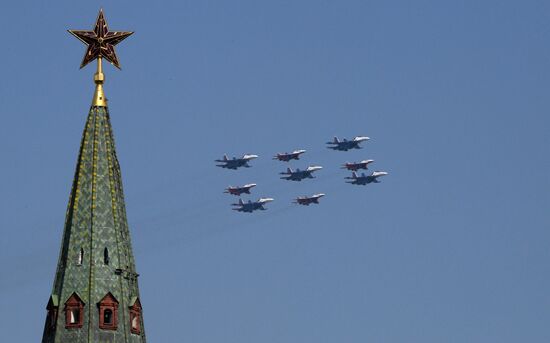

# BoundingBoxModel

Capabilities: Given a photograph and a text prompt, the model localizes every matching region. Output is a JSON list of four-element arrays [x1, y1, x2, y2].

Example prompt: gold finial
[[68, 9, 133, 107], [92, 57, 107, 106]]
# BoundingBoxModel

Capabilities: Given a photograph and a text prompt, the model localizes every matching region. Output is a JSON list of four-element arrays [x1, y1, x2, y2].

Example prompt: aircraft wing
[[306, 166, 323, 172], [372, 171, 388, 178]]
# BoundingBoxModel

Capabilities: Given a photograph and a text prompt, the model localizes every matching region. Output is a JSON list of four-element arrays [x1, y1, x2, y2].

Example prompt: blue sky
[[1, 1, 549, 342]]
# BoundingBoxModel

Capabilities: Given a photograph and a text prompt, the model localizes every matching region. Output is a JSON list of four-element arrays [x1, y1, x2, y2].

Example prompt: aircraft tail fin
[[223, 154, 228, 161], [287, 167, 293, 174], [333, 136, 340, 143], [238, 199, 244, 206], [352, 172, 358, 179]]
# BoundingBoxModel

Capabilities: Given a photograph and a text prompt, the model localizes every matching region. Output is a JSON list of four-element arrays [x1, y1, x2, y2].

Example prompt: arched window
[[103, 248, 110, 265], [129, 297, 142, 335], [132, 315, 139, 330], [104, 309, 113, 325], [69, 308, 80, 324], [98, 293, 118, 330], [64, 293, 85, 329], [77, 248, 84, 265]]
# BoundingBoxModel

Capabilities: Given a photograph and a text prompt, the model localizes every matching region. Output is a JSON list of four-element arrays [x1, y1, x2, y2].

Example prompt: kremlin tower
[[41, 10, 146, 343]]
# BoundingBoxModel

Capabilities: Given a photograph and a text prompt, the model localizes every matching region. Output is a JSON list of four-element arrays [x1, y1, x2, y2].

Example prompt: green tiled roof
[[42, 106, 146, 343], [48, 295, 59, 308]]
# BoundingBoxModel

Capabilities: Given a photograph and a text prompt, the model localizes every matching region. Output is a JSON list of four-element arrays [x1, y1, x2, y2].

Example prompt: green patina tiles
[[42, 107, 146, 343]]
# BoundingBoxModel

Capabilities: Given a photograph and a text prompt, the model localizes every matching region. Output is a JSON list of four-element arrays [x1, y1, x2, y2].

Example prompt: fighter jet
[[293, 193, 325, 206], [326, 136, 370, 151], [232, 198, 274, 213], [215, 154, 258, 170], [341, 159, 375, 171], [224, 184, 257, 196], [280, 166, 323, 181], [345, 171, 388, 185], [273, 149, 306, 162]]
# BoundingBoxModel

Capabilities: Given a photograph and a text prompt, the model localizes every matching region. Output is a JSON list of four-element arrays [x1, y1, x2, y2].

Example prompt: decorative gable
[[98, 292, 119, 330], [64, 293, 85, 329]]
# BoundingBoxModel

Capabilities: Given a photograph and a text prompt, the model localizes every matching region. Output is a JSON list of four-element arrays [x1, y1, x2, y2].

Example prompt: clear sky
[[1, 1, 549, 342]]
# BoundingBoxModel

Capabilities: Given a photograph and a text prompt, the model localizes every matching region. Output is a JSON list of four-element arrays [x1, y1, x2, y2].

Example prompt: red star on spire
[[69, 9, 133, 69]]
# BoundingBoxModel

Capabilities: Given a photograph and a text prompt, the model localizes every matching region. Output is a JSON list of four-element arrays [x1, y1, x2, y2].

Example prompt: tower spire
[[42, 10, 145, 343]]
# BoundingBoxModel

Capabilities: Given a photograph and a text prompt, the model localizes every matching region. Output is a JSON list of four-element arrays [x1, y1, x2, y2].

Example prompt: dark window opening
[[103, 248, 110, 265], [104, 309, 113, 325], [69, 309, 80, 324], [48, 309, 58, 329]]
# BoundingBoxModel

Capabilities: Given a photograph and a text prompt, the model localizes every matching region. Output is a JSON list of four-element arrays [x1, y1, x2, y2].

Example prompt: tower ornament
[[68, 9, 133, 106], [68, 9, 133, 69]]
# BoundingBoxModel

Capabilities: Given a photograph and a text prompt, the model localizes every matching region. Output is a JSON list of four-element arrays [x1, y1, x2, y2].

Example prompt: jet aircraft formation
[[216, 135, 388, 213]]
